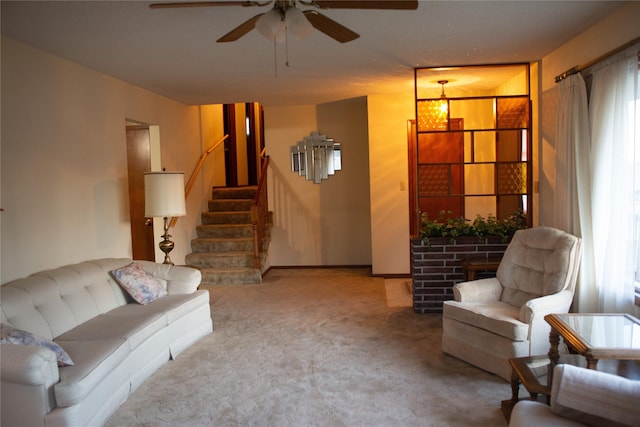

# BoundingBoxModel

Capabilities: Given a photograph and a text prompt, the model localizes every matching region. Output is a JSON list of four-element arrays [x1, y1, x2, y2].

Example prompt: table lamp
[[144, 171, 186, 265]]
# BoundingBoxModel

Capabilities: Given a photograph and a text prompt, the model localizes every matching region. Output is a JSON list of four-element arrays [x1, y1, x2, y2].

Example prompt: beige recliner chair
[[442, 226, 582, 380]]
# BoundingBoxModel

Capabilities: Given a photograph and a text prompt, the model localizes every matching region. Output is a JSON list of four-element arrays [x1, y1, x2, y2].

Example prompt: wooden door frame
[[223, 104, 238, 187], [125, 125, 155, 261], [408, 120, 418, 237], [246, 103, 258, 186]]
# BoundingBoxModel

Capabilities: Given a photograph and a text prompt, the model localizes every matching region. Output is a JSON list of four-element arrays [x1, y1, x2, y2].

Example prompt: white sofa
[[509, 364, 640, 427], [0, 258, 212, 427]]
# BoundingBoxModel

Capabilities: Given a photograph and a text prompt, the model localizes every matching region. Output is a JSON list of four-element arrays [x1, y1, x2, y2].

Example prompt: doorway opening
[[222, 102, 265, 187]]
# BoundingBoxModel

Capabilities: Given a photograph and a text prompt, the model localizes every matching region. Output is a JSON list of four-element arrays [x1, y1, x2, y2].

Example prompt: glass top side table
[[544, 313, 640, 374]]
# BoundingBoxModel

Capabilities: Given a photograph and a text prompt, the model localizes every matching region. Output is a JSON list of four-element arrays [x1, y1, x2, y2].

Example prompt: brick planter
[[410, 236, 510, 313]]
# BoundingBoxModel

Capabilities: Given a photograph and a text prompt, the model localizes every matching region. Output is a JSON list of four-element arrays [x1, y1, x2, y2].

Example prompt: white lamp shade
[[256, 8, 284, 40], [144, 171, 186, 218], [285, 7, 312, 39]]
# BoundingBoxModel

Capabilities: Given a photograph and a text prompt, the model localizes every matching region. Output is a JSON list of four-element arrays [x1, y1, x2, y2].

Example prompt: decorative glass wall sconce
[[291, 131, 341, 184]]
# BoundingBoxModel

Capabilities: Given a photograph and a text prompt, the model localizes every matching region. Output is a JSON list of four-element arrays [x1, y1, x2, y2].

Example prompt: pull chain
[[285, 25, 290, 68], [273, 38, 278, 78]]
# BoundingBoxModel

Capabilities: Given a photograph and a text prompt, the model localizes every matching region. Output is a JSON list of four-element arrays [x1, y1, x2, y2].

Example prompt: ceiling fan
[[149, 0, 418, 43]]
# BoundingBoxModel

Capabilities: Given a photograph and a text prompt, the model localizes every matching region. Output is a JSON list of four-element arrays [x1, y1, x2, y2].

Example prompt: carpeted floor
[[105, 268, 509, 427]]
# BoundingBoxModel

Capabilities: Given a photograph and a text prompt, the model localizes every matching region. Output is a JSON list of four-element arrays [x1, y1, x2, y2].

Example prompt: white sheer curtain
[[589, 51, 639, 314], [553, 74, 597, 312]]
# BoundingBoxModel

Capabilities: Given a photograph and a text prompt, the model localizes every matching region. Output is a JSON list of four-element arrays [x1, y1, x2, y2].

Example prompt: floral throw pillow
[[111, 262, 167, 305], [0, 323, 74, 366]]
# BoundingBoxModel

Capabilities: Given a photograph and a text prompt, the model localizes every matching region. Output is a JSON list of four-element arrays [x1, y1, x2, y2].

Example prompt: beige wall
[[264, 97, 372, 267], [367, 91, 414, 275], [265, 92, 413, 274], [538, 2, 640, 225], [317, 97, 372, 266], [542, 3, 640, 93], [264, 104, 320, 266], [1, 37, 202, 283], [199, 104, 227, 198]]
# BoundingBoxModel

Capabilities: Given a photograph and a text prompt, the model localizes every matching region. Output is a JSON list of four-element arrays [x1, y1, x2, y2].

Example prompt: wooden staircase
[[186, 186, 271, 285]]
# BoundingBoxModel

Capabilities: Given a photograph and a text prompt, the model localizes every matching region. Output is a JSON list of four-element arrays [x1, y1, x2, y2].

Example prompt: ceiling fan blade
[[304, 0, 418, 10], [217, 13, 264, 42], [302, 10, 359, 43], [149, 1, 270, 9]]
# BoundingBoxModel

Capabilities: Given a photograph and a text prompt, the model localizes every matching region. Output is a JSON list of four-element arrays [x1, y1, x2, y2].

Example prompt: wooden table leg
[[547, 327, 560, 383], [501, 368, 521, 423], [586, 355, 598, 370], [510, 371, 520, 404]]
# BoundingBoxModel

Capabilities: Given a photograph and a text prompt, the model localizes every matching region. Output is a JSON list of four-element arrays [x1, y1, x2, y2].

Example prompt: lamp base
[[159, 217, 175, 265]]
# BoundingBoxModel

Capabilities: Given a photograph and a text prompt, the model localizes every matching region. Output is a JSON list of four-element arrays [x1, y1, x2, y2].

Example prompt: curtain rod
[[554, 36, 640, 83]]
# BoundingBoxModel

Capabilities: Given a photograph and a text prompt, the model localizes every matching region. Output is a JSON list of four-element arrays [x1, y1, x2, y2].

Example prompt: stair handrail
[[185, 134, 229, 200], [251, 151, 270, 269], [170, 134, 229, 228]]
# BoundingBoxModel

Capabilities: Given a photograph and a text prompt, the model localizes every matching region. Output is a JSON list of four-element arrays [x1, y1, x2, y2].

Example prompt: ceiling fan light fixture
[[152, 0, 417, 44], [285, 7, 313, 39], [255, 8, 285, 41]]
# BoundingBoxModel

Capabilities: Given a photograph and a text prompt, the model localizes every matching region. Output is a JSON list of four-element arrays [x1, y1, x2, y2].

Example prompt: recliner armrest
[[519, 290, 574, 354], [453, 277, 502, 302], [519, 290, 574, 324], [551, 364, 640, 426]]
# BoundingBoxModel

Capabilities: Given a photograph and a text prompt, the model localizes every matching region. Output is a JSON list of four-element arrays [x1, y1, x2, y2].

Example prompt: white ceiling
[[0, 0, 628, 107]]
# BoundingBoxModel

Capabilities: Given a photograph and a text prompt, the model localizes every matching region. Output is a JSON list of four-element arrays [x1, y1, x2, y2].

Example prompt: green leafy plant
[[420, 210, 526, 246]]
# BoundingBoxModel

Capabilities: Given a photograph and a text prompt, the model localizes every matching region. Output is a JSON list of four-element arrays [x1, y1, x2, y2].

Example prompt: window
[[587, 51, 639, 312]]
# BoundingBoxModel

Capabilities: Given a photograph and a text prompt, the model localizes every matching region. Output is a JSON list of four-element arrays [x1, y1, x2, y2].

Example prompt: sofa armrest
[[453, 277, 502, 302], [1, 343, 59, 386], [136, 261, 202, 294], [1, 343, 59, 423], [551, 364, 640, 427]]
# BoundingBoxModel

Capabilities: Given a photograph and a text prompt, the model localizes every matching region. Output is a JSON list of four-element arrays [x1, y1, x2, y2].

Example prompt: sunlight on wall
[[367, 91, 413, 275], [264, 99, 372, 268], [200, 104, 227, 196]]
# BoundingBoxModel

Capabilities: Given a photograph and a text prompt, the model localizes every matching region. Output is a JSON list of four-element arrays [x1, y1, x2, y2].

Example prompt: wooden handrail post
[[252, 155, 270, 270]]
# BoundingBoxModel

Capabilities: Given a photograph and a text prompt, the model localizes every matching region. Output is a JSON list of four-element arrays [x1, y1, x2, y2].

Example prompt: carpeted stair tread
[[196, 224, 254, 238], [191, 237, 254, 252], [208, 199, 253, 212], [201, 211, 251, 225], [212, 186, 257, 200], [186, 252, 254, 268]]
